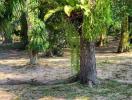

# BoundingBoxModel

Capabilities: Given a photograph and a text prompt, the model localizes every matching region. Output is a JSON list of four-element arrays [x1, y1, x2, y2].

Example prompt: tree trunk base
[[29, 51, 38, 65], [80, 36, 97, 86]]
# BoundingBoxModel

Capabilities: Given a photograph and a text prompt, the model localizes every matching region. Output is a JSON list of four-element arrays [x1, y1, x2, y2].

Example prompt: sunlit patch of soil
[[0, 90, 18, 100], [96, 52, 132, 81], [0, 50, 73, 85]]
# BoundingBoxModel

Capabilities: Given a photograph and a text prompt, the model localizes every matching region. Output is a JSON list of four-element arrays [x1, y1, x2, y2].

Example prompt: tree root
[[0, 75, 79, 85]]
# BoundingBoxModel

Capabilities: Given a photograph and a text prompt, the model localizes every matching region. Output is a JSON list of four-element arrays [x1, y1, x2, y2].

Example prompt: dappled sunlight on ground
[[0, 43, 132, 99], [0, 90, 18, 100], [38, 96, 65, 100], [96, 51, 132, 81], [38, 96, 91, 100], [0, 50, 72, 85], [0, 59, 28, 66], [0, 48, 131, 85]]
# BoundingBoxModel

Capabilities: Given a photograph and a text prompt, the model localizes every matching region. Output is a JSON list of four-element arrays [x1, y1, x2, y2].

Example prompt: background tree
[[24, 0, 49, 64], [112, 0, 132, 53], [0, 0, 14, 44], [0, 0, 49, 64], [39, 0, 67, 57]]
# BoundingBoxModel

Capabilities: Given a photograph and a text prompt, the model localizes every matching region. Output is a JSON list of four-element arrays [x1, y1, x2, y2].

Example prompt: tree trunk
[[79, 36, 97, 86], [2, 32, 12, 44], [20, 11, 28, 49], [97, 28, 107, 47], [118, 15, 129, 53], [29, 50, 38, 65], [128, 16, 132, 44]]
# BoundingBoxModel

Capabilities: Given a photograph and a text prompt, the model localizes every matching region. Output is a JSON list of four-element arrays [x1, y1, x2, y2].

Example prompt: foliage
[[28, 19, 49, 52], [27, 0, 49, 52], [40, 1, 68, 56], [41, 0, 112, 71], [0, 0, 5, 17], [63, 18, 80, 72], [81, 0, 112, 41], [45, 12, 66, 56], [111, 0, 132, 33], [112, 0, 132, 17]]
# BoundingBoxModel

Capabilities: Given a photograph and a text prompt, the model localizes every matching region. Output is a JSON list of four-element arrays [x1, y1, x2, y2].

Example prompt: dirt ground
[[0, 38, 132, 100], [0, 48, 132, 84]]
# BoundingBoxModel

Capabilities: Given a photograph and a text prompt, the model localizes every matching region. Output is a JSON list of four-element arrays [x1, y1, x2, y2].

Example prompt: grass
[[11, 80, 131, 100]]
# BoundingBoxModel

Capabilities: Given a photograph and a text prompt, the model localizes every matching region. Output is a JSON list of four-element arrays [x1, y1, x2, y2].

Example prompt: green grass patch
[[20, 80, 132, 100]]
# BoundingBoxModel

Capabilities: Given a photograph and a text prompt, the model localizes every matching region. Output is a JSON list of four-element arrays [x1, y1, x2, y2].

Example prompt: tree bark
[[128, 16, 132, 44], [79, 35, 97, 86], [29, 50, 38, 65], [20, 11, 28, 49], [118, 15, 129, 53]]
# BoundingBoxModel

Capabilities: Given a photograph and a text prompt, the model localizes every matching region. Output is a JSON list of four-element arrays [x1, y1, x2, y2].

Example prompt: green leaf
[[66, 0, 78, 6], [80, 0, 87, 4], [64, 5, 74, 16], [44, 7, 63, 21]]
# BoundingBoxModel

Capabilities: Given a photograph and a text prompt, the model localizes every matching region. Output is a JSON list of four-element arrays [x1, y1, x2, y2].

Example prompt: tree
[[97, 28, 107, 47], [44, 0, 112, 85], [0, 0, 14, 44], [118, 15, 129, 52], [79, 0, 111, 85], [28, 19, 49, 64], [39, 0, 67, 57], [0, 0, 49, 64], [27, 0, 49, 64], [20, 11, 28, 49], [112, 0, 132, 53]]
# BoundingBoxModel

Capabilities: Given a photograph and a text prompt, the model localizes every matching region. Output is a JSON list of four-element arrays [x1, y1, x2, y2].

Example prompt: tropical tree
[[38, 0, 67, 57], [78, 0, 111, 85], [0, 0, 49, 64], [43, 0, 112, 86], [26, 0, 49, 64], [0, 0, 14, 44]]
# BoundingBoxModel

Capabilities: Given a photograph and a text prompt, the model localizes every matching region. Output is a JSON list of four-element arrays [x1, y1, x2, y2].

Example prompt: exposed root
[[0, 75, 79, 85]]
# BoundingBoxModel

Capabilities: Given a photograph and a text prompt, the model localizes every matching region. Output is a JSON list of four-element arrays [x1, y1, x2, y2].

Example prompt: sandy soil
[[0, 49, 72, 85], [0, 47, 131, 85], [0, 37, 132, 100]]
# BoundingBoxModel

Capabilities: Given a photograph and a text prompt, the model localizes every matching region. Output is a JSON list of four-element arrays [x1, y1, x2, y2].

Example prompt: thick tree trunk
[[118, 15, 129, 53], [79, 36, 97, 86], [29, 50, 38, 65]]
